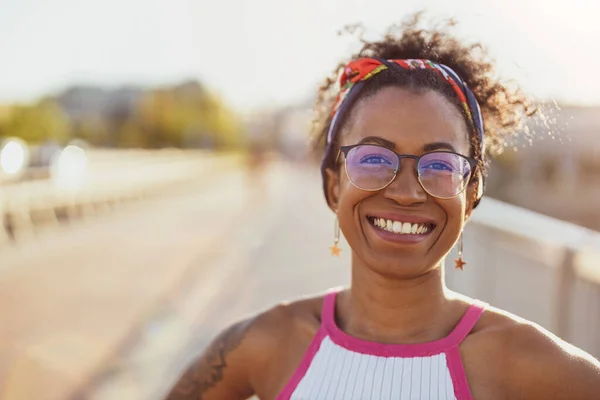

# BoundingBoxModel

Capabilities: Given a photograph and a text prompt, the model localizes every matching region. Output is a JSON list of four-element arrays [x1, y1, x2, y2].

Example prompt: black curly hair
[[313, 12, 537, 208]]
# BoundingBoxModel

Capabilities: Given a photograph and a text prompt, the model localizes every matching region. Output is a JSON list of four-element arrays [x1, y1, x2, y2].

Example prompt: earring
[[329, 214, 341, 256], [454, 232, 466, 270]]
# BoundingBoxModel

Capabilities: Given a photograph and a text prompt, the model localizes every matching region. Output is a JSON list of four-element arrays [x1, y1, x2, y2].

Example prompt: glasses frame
[[337, 144, 479, 199]]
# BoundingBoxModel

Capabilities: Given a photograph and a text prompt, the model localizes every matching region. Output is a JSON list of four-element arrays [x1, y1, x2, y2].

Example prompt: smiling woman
[[164, 13, 600, 400]]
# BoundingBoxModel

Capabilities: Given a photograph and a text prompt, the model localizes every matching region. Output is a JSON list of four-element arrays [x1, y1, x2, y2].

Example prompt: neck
[[338, 255, 464, 344]]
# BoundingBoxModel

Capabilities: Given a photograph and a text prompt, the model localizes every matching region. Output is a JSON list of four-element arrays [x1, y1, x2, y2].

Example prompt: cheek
[[337, 173, 370, 209], [336, 179, 373, 235], [439, 194, 467, 227]]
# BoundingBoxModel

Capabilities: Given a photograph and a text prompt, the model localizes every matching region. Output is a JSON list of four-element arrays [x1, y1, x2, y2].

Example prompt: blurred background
[[1, 0, 599, 398]]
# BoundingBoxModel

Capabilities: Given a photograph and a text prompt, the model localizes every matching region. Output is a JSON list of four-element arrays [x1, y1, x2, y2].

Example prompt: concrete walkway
[[0, 161, 253, 400]]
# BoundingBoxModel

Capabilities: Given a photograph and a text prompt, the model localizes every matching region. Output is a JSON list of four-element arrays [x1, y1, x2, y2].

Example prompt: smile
[[367, 216, 436, 236]]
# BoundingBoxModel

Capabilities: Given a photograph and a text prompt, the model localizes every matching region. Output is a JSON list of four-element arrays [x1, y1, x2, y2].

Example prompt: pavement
[[0, 159, 350, 400]]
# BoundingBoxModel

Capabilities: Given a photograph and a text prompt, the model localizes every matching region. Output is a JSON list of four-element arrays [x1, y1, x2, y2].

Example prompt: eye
[[359, 154, 393, 165], [422, 160, 454, 171]]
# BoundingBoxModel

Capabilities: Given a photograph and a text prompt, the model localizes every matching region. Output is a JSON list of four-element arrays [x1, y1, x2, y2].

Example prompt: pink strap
[[447, 345, 474, 400], [321, 288, 339, 328], [324, 289, 485, 343], [445, 302, 486, 400], [276, 329, 327, 400], [276, 289, 341, 400], [446, 300, 486, 345], [322, 289, 486, 357]]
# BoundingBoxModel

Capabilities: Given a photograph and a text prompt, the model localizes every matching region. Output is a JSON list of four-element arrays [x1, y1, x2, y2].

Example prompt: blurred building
[[56, 86, 142, 121], [55, 85, 144, 147], [242, 99, 314, 162], [486, 105, 600, 231], [242, 108, 280, 149], [52, 81, 243, 149], [276, 105, 313, 162]]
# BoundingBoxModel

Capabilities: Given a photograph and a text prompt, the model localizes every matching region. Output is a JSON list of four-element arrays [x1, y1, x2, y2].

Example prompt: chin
[[358, 251, 439, 280]]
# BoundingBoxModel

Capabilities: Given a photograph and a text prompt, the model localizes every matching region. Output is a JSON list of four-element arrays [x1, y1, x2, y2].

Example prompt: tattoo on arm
[[166, 320, 252, 399]]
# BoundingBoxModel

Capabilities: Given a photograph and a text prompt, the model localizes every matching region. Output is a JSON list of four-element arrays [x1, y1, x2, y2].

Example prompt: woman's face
[[326, 86, 475, 278]]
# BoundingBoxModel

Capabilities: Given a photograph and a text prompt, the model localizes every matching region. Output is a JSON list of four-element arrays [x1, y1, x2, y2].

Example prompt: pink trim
[[276, 288, 342, 399], [449, 300, 486, 343], [446, 346, 474, 400], [323, 290, 486, 357], [276, 327, 327, 400], [321, 289, 338, 327]]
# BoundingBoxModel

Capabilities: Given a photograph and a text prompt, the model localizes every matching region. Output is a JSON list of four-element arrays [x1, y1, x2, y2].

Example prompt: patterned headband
[[325, 57, 485, 154]]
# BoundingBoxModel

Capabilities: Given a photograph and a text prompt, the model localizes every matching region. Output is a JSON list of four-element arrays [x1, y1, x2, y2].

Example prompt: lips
[[365, 213, 437, 243], [368, 217, 434, 234]]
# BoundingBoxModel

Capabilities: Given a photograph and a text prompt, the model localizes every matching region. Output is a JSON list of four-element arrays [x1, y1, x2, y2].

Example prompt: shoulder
[[244, 292, 324, 362], [464, 303, 600, 399], [165, 292, 324, 399], [227, 292, 324, 395]]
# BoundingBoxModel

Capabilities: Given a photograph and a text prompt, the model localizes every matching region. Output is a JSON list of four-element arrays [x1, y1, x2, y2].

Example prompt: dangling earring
[[454, 232, 466, 270], [329, 214, 341, 256]]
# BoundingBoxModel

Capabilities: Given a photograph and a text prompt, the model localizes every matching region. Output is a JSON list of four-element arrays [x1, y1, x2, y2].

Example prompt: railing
[[447, 197, 600, 359], [0, 149, 233, 247]]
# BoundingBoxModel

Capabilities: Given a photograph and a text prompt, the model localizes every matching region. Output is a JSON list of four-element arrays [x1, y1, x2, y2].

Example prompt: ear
[[325, 167, 341, 212]]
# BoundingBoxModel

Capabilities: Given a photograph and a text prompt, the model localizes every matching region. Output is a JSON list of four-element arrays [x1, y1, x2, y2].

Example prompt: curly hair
[[313, 12, 537, 207]]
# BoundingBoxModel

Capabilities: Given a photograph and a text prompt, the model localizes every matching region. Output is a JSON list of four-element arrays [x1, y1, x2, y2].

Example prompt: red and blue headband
[[325, 57, 485, 154]]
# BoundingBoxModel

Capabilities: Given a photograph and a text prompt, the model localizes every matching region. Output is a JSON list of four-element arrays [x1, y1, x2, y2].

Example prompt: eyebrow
[[422, 142, 458, 153], [357, 136, 458, 153], [358, 136, 396, 148]]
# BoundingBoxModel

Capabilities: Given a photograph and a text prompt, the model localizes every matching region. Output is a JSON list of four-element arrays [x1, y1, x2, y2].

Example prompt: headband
[[321, 57, 486, 205], [326, 58, 484, 149]]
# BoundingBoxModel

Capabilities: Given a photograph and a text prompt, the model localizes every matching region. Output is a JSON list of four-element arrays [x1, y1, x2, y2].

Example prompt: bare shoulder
[[164, 293, 323, 400], [464, 303, 600, 399]]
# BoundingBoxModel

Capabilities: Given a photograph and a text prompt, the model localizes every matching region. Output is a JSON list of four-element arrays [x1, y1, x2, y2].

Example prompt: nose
[[382, 158, 428, 205]]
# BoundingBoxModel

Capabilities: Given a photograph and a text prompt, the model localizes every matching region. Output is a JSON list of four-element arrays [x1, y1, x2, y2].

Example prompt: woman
[[166, 15, 600, 399]]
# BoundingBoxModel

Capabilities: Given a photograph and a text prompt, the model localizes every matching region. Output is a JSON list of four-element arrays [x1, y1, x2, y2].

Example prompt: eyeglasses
[[337, 144, 478, 199]]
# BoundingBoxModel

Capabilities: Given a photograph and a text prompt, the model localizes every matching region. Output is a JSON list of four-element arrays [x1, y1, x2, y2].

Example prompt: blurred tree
[[0, 99, 69, 144], [200, 93, 244, 149], [127, 81, 244, 149], [0, 80, 245, 150], [70, 119, 105, 146]]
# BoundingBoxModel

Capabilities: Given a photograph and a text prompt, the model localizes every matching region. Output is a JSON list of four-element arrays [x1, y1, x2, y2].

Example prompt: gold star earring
[[455, 232, 466, 270], [330, 214, 341, 256]]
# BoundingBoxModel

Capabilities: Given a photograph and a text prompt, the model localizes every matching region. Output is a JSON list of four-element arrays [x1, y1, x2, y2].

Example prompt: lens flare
[[0, 138, 29, 175], [50, 145, 88, 189]]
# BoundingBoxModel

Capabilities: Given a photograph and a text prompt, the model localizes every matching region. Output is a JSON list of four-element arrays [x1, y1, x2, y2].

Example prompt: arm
[[164, 304, 292, 399], [164, 318, 257, 400], [510, 324, 600, 399]]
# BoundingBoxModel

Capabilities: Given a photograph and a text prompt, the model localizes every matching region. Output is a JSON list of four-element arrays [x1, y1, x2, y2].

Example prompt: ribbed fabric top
[[277, 289, 486, 400]]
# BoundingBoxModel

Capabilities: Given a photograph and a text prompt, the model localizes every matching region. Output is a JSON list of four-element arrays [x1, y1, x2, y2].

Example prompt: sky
[[0, 0, 599, 112]]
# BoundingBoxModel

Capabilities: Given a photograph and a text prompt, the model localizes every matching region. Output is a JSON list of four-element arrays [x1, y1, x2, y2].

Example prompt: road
[[0, 159, 350, 400]]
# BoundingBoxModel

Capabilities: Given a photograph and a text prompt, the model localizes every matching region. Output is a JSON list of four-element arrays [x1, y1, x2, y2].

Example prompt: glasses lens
[[418, 152, 472, 198], [345, 145, 398, 190]]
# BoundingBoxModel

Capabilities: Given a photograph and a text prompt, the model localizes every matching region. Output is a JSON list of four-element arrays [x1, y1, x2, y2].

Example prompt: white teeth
[[370, 218, 432, 235], [401, 222, 411, 234]]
